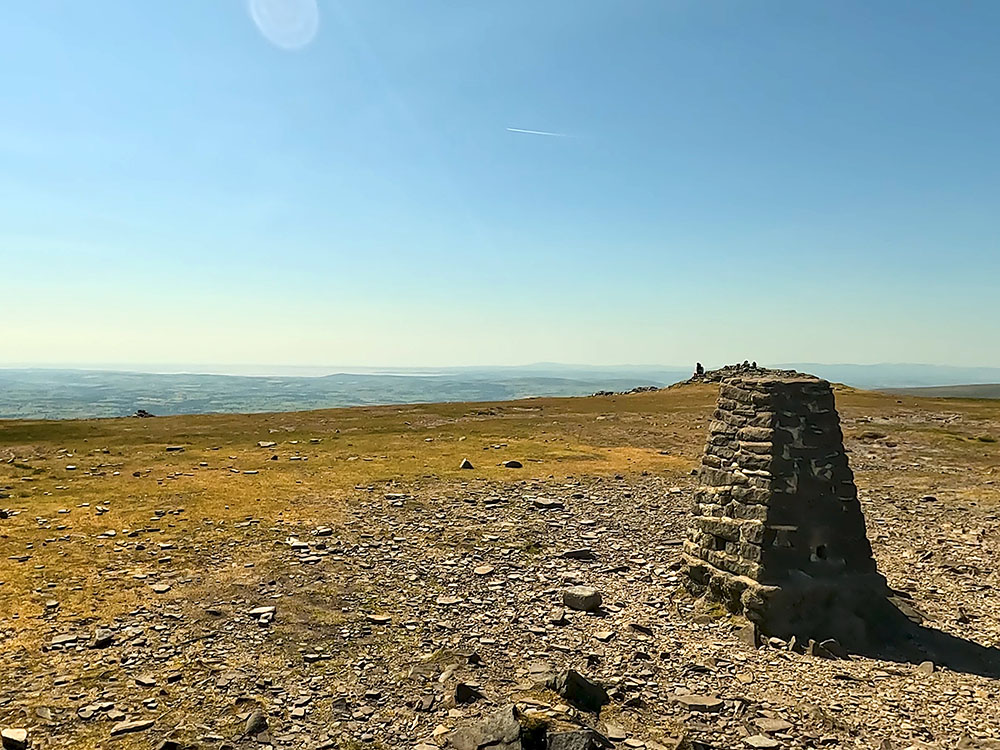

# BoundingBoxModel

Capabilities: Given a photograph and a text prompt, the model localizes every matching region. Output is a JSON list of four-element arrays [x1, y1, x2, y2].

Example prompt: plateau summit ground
[[1, 378, 999, 749]]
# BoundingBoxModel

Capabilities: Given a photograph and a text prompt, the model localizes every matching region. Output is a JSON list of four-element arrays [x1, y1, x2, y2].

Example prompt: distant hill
[[880, 384, 1000, 399], [4, 362, 1000, 419], [777, 363, 1000, 389]]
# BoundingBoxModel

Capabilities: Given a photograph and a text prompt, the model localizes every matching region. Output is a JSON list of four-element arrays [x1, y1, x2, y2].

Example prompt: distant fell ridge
[[880, 384, 1000, 400], [0, 367, 688, 420], [779, 363, 1000, 389], [3, 362, 1000, 420]]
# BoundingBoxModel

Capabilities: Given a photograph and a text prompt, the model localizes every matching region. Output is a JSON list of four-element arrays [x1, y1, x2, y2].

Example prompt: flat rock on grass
[[110, 720, 154, 736]]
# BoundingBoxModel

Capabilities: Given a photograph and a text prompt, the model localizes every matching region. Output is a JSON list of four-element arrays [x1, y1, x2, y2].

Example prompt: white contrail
[[506, 127, 568, 137]]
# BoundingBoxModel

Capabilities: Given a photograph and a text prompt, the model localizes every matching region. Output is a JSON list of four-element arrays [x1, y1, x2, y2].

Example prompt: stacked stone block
[[683, 373, 891, 645]]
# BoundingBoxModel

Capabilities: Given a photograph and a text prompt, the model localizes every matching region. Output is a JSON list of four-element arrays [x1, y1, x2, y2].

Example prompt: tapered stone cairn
[[683, 372, 893, 646]]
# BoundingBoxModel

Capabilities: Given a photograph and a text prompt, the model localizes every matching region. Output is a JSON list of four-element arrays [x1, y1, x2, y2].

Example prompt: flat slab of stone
[[110, 719, 154, 736], [672, 693, 723, 712]]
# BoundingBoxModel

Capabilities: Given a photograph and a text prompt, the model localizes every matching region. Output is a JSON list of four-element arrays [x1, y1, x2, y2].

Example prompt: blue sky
[[2, 0, 998, 369]]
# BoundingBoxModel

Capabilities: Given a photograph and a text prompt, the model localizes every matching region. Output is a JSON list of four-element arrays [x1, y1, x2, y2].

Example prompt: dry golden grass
[[1, 384, 998, 645]]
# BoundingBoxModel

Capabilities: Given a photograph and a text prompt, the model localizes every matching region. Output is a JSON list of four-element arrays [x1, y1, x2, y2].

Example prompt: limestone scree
[[683, 372, 895, 646]]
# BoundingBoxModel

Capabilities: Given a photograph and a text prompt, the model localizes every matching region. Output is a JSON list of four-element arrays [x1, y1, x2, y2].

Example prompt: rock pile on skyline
[[688, 362, 800, 384]]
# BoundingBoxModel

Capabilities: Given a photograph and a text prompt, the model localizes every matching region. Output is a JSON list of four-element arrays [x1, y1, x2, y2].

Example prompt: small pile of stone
[[249, 606, 276, 626]]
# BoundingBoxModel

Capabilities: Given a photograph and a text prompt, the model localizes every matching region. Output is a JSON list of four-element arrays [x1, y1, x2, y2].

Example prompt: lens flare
[[249, 0, 319, 50]]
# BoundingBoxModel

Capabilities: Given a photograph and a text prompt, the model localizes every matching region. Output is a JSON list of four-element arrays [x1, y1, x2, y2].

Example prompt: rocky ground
[[3, 473, 1000, 749], [1, 387, 999, 749]]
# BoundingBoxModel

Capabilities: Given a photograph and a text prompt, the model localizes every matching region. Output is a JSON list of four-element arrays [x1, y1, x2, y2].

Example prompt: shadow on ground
[[854, 599, 1000, 679]]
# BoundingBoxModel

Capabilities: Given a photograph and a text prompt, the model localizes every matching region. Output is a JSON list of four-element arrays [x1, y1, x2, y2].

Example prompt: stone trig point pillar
[[683, 372, 893, 647]]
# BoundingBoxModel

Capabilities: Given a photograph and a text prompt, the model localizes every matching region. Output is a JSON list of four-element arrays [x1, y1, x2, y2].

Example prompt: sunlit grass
[[1, 384, 998, 651]]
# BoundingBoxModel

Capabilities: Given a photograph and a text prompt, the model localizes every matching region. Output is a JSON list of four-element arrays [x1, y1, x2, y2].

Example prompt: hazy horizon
[[4, 359, 1000, 379], [4, 360, 1000, 420]]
